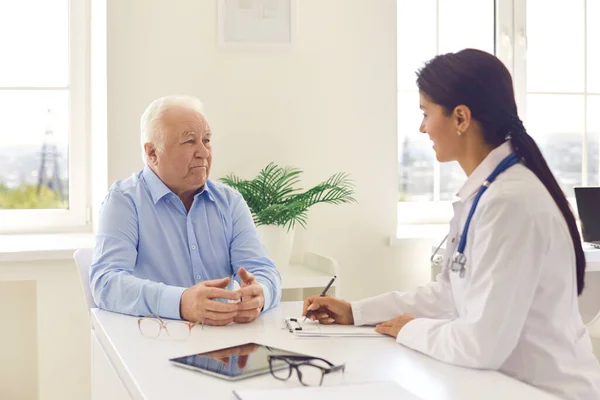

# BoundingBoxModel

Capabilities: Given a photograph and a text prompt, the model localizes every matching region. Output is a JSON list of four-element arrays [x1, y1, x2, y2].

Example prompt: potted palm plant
[[219, 163, 356, 268]]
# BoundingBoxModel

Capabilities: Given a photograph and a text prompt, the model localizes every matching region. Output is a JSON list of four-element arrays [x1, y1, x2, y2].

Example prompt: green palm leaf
[[219, 163, 356, 231]]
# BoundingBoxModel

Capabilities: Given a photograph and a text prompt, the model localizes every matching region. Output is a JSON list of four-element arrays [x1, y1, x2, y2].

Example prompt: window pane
[[0, 90, 69, 209], [0, 0, 69, 87], [526, 0, 585, 92], [589, 0, 600, 93], [438, 0, 495, 55], [398, 91, 434, 201], [526, 94, 584, 197], [588, 95, 600, 186], [397, 0, 436, 92]]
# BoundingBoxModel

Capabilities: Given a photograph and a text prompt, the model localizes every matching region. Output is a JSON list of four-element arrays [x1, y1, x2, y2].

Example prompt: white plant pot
[[256, 225, 295, 269]]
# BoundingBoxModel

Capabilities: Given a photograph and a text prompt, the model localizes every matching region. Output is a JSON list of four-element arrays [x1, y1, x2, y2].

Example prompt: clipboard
[[284, 317, 382, 337]]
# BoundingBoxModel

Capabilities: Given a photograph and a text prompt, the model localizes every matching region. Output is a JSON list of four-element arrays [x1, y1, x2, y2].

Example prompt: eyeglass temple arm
[[139, 313, 166, 326], [271, 355, 337, 368], [140, 314, 199, 331], [324, 363, 346, 374]]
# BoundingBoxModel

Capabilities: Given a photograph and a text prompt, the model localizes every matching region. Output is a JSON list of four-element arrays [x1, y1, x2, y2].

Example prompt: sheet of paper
[[284, 317, 382, 337], [233, 381, 423, 400]]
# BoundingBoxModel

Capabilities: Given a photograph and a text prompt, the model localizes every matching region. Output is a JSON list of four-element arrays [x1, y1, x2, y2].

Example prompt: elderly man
[[90, 95, 281, 324]]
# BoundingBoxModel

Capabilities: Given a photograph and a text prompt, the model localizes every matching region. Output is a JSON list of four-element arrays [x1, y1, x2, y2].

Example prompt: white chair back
[[73, 248, 97, 309]]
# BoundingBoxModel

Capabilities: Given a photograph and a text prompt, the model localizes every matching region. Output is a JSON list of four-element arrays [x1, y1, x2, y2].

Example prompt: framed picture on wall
[[217, 0, 296, 48]]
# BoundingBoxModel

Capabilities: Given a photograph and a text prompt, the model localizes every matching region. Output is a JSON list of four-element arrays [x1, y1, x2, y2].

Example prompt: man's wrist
[[179, 288, 189, 321], [258, 282, 270, 311]]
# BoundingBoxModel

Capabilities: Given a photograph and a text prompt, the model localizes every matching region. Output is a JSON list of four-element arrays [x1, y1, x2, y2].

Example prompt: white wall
[[103, 0, 434, 301], [0, 260, 90, 400], [0, 281, 37, 400]]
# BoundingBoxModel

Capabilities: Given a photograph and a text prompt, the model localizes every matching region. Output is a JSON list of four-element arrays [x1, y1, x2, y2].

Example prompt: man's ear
[[453, 105, 472, 133], [144, 143, 158, 165]]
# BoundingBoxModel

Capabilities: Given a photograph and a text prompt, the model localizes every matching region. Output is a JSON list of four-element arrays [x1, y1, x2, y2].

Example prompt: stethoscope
[[430, 153, 521, 278]]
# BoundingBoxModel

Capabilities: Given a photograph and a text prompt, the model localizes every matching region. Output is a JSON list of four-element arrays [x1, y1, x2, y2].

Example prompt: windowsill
[[389, 224, 449, 247], [0, 232, 96, 263]]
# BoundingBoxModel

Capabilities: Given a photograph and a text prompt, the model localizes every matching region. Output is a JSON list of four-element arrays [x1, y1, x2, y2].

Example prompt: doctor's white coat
[[352, 142, 600, 400]]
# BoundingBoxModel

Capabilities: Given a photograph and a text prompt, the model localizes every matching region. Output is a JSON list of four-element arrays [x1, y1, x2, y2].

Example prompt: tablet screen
[[169, 342, 307, 380]]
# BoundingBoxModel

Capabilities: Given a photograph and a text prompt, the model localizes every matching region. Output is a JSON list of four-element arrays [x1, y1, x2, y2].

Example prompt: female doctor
[[302, 49, 600, 399]]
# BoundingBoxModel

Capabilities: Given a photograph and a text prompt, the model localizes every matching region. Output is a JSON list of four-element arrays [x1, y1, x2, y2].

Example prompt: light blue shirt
[[90, 165, 282, 319]]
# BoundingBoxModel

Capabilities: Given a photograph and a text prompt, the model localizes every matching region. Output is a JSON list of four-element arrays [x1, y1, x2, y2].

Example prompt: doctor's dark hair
[[416, 48, 586, 295]]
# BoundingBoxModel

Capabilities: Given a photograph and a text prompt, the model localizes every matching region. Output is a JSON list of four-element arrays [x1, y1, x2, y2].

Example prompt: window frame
[[397, 0, 590, 226], [0, 0, 90, 234]]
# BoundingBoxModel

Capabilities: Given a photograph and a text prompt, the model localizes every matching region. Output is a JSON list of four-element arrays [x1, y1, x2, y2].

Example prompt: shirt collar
[[457, 141, 514, 203], [194, 181, 215, 202], [142, 164, 215, 204], [142, 165, 172, 204]]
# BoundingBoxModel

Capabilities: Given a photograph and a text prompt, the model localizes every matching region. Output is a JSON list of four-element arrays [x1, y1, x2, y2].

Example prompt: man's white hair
[[140, 95, 205, 163]]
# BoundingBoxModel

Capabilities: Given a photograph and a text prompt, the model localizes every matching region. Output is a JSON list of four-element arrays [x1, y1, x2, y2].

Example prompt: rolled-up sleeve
[[90, 190, 186, 319], [228, 193, 282, 311]]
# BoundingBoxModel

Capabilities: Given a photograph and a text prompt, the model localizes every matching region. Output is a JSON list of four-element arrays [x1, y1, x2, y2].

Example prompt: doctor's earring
[[457, 130, 463, 136]]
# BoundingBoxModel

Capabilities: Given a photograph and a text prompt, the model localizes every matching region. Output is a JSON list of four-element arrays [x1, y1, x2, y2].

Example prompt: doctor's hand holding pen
[[302, 295, 416, 338], [302, 296, 354, 325]]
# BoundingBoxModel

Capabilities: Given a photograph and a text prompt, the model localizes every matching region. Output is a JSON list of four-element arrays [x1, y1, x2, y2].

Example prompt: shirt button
[[196, 275, 201, 280], [165, 199, 170, 204], [191, 244, 197, 250]]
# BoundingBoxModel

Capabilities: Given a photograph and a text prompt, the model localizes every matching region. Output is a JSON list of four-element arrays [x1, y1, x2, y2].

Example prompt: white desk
[[91, 302, 558, 400]]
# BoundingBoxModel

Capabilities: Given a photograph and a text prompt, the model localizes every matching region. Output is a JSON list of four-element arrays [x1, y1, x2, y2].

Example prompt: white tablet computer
[[169, 342, 308, 381]]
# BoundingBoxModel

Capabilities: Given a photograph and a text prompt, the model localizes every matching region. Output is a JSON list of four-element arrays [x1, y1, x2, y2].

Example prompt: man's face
[[146, 107, 212, 194]]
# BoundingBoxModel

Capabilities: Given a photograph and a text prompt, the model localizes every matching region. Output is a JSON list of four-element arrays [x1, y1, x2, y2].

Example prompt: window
[[0, 0, 89, 233], [397, 0, 600, 225], [523, 0, 600, 195], [397, 0, 496, 224]]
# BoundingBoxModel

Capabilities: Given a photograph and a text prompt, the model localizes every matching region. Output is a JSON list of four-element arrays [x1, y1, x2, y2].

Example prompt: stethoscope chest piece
[[451, 252, 467, 278]]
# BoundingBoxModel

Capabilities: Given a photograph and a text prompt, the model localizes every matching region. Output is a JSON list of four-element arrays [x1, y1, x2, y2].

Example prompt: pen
[[303, 275, 336, 322]]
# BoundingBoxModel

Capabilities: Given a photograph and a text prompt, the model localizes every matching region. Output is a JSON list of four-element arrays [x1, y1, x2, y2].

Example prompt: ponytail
[[504, 120, 586, 295]]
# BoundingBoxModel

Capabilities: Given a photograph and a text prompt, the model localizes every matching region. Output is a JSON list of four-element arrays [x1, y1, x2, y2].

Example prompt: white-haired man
[[90, 95, 282, 324]]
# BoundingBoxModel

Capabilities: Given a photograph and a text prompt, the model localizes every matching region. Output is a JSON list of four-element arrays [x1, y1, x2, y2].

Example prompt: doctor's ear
[[453, 105, 472, 132]]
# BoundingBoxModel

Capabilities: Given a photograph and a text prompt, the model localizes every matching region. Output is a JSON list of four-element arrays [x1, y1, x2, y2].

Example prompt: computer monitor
[[574, 187, 600, 245]]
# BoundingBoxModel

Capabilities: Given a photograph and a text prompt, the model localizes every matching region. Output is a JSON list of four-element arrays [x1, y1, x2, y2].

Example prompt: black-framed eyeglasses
[[267, 355, 346, 386]]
